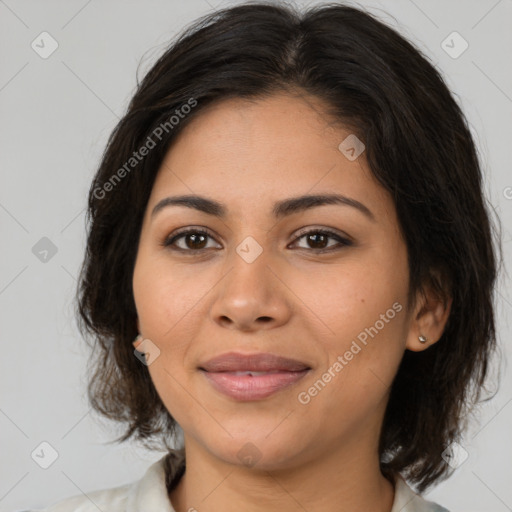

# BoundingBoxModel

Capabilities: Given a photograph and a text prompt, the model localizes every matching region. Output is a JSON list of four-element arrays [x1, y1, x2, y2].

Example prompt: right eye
[[162, 228, 221, 253]]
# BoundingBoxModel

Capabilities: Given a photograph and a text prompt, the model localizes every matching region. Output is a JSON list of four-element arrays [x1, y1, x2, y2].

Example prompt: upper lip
[[199, 352, 311, 372]]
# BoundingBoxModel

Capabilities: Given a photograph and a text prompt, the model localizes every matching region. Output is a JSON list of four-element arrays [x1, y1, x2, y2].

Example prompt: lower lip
[[201, 369, 310, 401]]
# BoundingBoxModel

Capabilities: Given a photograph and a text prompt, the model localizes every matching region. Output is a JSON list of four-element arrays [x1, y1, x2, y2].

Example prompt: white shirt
[[26, 450, 449, 512]]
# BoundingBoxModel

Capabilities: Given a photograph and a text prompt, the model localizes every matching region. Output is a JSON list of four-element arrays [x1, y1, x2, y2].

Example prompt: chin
[[202, 429, 310, 472]]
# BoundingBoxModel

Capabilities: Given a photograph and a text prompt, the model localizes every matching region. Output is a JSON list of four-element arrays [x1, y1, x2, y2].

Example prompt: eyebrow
[[151, 193, 375, 222]]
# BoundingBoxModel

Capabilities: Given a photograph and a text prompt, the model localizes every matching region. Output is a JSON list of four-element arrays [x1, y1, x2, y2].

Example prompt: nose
[[209, 249, 292, 332]]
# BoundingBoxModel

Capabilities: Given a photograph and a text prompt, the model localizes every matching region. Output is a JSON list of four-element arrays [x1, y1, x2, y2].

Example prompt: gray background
[[1, 0, 511, 510]]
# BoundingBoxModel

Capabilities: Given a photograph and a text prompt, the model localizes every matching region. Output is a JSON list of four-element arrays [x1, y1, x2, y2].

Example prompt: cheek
[[299, 254, 406, 342], [132, 253, 200, 420], [297, 254, 408, 399], [133, 251, 203, 343]]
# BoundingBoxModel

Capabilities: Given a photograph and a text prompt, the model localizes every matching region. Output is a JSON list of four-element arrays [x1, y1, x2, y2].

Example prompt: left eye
[[162, 228, 352, 253], [290, 229, 352, 252]]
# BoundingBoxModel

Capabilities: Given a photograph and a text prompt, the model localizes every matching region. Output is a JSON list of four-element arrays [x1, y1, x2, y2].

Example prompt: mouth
[[198, 352, 312, 401]]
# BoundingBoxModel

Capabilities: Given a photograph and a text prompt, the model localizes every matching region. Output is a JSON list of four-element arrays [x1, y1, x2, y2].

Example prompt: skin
[[132, 91, 451, 512]]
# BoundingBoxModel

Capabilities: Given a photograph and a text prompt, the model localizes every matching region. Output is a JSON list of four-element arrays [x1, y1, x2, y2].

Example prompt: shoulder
[[391, 474, 450, 512], [26, 453, 179, 512], [24, 482, 132, 512]]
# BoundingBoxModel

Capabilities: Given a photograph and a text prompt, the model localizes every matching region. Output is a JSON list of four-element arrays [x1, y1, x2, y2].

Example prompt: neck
[[168, 433, 395, 512]]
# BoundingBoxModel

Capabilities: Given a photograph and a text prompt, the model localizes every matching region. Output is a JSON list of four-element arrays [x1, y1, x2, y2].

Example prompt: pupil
[[309, 233, 327, 248], [188, 233, 207, 249]]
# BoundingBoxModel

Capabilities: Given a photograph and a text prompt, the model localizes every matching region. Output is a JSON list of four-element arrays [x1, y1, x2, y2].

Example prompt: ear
[[133, 333, 143, 351], [405, 277, 452, 352]]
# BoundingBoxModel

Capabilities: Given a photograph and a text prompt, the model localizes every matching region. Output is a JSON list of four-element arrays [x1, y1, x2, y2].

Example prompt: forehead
[[169, 92, 347, 165], [147, 93, 394, 223]]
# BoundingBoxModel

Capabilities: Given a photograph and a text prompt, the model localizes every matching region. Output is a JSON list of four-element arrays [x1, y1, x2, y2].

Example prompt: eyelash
[[161, 227, 353, 254]]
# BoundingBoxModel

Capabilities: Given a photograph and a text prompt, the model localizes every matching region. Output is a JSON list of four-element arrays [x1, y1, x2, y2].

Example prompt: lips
[[198, 352, 311, 401], [199, 352, 311, 372]]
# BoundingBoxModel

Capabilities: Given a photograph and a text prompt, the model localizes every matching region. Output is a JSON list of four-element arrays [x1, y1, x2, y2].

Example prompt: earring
[[418, 334, 428, 344]]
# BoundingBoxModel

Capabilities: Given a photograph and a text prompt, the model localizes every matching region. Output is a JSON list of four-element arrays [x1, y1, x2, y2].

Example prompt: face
[[132, 92, 417, 470]]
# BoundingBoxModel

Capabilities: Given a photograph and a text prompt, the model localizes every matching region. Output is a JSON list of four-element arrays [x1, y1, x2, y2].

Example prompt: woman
[[34, 1, 499, 511]]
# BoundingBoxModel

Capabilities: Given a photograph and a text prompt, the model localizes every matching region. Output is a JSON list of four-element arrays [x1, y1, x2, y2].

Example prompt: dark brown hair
[[76, 1, 501, 492]]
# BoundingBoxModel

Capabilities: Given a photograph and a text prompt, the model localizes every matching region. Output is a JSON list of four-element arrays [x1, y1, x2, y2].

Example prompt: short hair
[[77, 1, 501, 492]]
